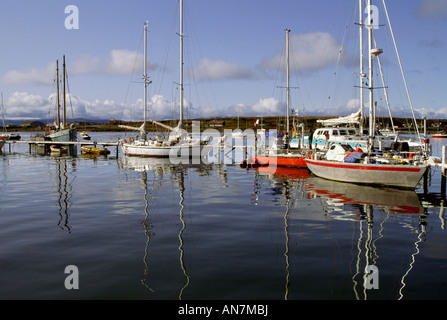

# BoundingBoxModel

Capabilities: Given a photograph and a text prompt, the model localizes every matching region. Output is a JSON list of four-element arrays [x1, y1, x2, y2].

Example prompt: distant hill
[[2, 116, 446, 134]]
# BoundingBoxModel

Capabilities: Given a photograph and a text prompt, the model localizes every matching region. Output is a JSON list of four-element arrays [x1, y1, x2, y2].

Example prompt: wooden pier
[[4, 139, 121, 157]]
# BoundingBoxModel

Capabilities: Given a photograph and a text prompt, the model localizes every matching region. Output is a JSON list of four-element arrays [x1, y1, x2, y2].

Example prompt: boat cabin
[[324, 144, 356, 161], [310, 127, 358, 150]]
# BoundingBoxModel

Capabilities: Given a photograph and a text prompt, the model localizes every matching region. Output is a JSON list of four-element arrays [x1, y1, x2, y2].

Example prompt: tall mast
[[63, 55, 66, 129], [143, 20, 148, 140], [286, 29, 290, 136], [179, 0, 184, 129], [367, 0, 374, 145], [56, 60, 60, 129], [359, 0, 364, 133]]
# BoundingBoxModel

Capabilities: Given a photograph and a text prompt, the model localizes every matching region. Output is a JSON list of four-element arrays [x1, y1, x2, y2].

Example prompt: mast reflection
[[53, 156, 75, 233], [122, 157, 212, 298], [306, 176, 429, 299]]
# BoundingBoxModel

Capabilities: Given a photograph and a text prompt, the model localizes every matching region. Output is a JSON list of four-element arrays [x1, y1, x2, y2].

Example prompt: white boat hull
[[122, 141, 206, 162], [305, 158, 428, 189]]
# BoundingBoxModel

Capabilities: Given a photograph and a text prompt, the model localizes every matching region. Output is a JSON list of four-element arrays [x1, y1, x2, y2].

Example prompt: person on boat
[[308, 129, 313, 149], [284, 132, 289, 149]]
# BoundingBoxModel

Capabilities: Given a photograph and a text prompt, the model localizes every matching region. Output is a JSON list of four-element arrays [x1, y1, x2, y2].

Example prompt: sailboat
[[121, 1, 209, 159], [1, 93, 10, 150], [231, 115, 247, 138], [47, 55, 77, 143], [1, 93, 21, 142], [305, 0, 429, 189], [248, 29, 307, 168]]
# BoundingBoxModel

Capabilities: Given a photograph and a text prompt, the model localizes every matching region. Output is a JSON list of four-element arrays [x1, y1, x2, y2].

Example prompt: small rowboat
[[431, 133, 447, 138], [81, 146, 110, 155], [80, 132, 92, 140], [50, 145, 68, 154]]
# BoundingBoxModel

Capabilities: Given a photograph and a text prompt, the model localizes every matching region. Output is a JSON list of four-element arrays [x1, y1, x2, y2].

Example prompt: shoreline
[[2, 116, 446, 134]]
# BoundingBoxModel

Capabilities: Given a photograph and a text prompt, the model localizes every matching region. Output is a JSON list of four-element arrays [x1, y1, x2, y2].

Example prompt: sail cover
[[317, 109, 361, 127]]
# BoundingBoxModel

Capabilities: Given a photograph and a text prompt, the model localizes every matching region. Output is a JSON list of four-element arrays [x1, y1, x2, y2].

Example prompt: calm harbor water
[[1, 132, 447, 300]]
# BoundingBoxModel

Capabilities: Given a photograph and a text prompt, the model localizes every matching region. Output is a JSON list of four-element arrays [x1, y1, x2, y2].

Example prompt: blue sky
[[0, 0, 446, 122]]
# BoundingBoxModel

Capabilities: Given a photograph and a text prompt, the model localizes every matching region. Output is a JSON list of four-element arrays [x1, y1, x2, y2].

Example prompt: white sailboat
[[121, 1, 208, 159], [1, 93, 21, 142], [231, 116, 246, 138], [305, 0, 429, 189]]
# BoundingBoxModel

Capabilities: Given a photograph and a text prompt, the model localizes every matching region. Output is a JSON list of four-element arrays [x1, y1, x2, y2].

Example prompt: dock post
[[424, 166, 429, 194], [442, 146, 447, 199]]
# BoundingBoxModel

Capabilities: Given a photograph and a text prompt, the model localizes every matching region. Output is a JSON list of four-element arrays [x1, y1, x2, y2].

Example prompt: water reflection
[[306, 176, 438, 299], [250, 166, 445, 299], [283, 189, 291, 300], [121, 157, 215, 299], [3, 132, 447, 299], [53, 156, 75, 233], [254, 167, 310, 300], [306, 177, 426, 216], [140, 169, 155, 293], [306, 176, 430, 299]]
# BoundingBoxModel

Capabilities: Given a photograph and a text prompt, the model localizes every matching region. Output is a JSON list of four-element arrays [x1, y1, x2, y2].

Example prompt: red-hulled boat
[[255, 154, 307, 168]]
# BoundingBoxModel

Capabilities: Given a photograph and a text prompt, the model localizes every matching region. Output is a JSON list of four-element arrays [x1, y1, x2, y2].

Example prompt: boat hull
[[50, 145, 68, 154], [305, 158, 428, 189], [81, 146, 110, 155], [122, 142, 205, 162], [255, 154, 307, 168], [47, 128, 77, 142]]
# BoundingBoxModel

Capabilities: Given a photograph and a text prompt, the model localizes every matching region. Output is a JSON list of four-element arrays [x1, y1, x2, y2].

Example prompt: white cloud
[[2, 90, 286, 121], [346, 98, 360, 112], [105, 49, 143, 75], [4, 91, 52, 119], [251, 97, 282, 115], [67, 49, 146, 75], [146, 94, 176, 119], [169, 33, 343, 83], [413, 106, 447, 119], [261, 32, 342, 72], [2, 91, 129, 121], [70, 55, 101, 74], [1, 62, 56, 86], [1, 49, 146, 87], [67, 94, 128, 120], [190, 58, 257, 81]]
